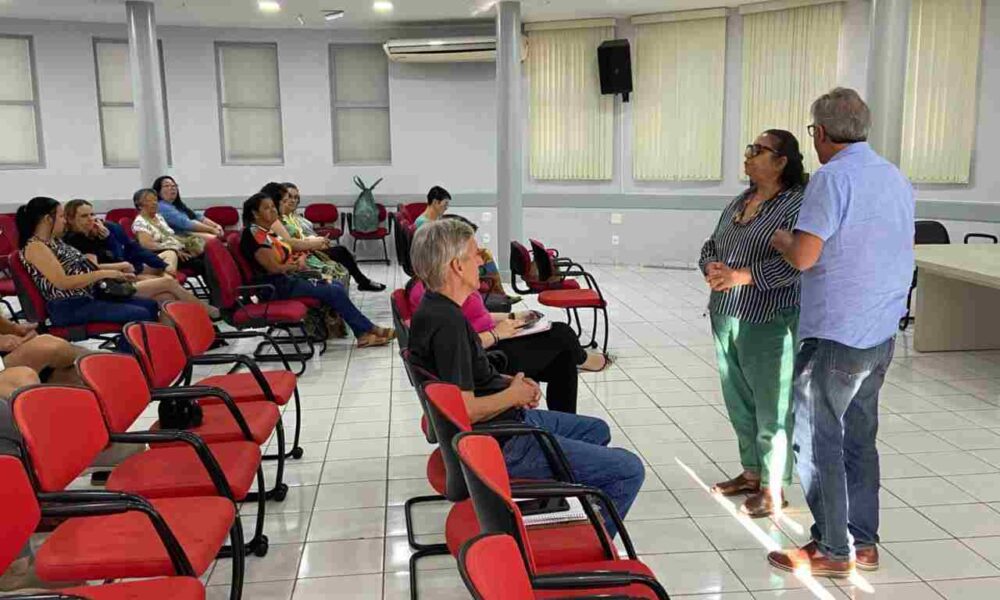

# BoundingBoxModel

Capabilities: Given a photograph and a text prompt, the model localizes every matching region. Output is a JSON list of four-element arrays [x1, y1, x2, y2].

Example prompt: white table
[[914, 244, 1000, 352]]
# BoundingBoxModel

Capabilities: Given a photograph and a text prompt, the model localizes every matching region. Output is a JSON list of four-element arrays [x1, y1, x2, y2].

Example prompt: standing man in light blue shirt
[[767, 88, 914, 578]]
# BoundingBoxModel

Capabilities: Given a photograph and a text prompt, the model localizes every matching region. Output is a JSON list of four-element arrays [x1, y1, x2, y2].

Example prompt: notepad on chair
[[509, 319, 552, 339], [521, 497, 589, 527]]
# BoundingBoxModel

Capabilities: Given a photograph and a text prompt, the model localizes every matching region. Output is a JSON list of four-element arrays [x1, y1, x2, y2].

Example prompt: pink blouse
[[407, 280, 494, 333]]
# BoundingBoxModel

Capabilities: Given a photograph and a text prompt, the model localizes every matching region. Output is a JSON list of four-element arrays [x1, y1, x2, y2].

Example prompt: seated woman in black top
[[240, 192, 394, 348], [62, 199, 219, 318], [406, 218, 644, 537]]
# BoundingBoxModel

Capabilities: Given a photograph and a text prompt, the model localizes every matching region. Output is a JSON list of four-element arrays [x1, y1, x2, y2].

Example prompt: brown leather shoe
[[768, 542, 855, 578], [711, 473, 761, 497], [740, 488, 788, 518], [855, 545, 879, 571]]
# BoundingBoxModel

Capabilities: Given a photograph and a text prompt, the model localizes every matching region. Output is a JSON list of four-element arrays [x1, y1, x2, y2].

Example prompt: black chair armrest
[[188, 353, 280, 404], [108, 431, 234, 500], [964, 233, 999, 244], [532, 572, 668, 600], [472, 422, 574, 483], [151, 385, 255, 441]]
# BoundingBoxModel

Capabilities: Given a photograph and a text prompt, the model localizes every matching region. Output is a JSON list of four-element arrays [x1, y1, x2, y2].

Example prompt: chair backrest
[[205, 206, 240, 229], [509, 241, 534, 280], [163, 301, 217, 356], [223, 232, 255, 284], [119, 215, 137, 240], [390, 289, 412, 348], [0, 214, 20, 252], [123, 321, 189, 389], [422, 382, 473, 501], [0, 454, 41, 572], [528, 239, 556, 281], [8, 252, 47, 324], [393, 220, 414, 277], [915, 220, 950, 245], [202, 236, 243, 311], [458, 533, 535, 600], [105, 208, 138, 224], [398, 202, 425, 225], [455, 434, 533, 569], [304, 203, 339, 226], [12, 385, 110, 492], [77, 353, 153, 433]]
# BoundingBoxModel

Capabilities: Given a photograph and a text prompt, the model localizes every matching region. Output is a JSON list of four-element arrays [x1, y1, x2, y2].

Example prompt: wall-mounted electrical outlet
[[611, 235, 620, 246], [610, 213, 623, 224], [481, 212, 492, 222], [482, 233, 491, 243]]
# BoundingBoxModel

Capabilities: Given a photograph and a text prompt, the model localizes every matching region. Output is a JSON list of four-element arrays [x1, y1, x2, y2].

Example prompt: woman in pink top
[[406, 278, 610, 414]]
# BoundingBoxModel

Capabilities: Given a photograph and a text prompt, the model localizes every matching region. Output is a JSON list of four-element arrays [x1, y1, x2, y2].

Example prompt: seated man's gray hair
[[811, 87, 871, 143], [410, 218, 476, 291]]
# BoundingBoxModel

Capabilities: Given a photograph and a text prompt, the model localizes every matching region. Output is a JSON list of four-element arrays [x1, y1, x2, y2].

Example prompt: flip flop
[[578, 353, 613, 373]]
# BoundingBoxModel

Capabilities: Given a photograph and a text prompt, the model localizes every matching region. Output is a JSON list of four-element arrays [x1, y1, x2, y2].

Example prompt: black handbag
[[94, 279, 137, 301], [136, 322, 203, 430]]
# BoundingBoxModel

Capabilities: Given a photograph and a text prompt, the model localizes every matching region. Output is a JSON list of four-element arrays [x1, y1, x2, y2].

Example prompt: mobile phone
[[517, 496, 570, 516]]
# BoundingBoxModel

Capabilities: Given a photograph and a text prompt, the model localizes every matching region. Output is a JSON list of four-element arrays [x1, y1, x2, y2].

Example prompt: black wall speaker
[[598, 39, 632, 101]]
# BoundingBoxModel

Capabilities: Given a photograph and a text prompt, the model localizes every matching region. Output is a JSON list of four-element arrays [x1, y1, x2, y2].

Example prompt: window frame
[[0, 34, 45, 170], [214, 41, 285, 166], [328, 43, 392, 166], [92, 37, 173, 168]]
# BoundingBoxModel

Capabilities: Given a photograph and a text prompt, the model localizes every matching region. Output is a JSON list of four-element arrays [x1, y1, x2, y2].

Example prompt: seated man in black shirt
[[407, 219, 644, 538]]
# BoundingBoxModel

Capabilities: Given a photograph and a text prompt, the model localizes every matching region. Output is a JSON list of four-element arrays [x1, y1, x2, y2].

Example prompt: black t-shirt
[[63, 231, 116, 265], [408, 291, 520, 421], [240, 226, 288, 282]]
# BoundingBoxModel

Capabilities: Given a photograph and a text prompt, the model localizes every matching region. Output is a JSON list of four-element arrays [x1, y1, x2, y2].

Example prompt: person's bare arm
[[460, 373, 539, 423], [771, 230, 825, 271], [270, 220, 325, 252], [135, 230, 165, 252], [23, 242, 122, 290]]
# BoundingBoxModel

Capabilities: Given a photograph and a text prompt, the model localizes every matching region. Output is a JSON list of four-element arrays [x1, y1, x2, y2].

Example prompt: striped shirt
[[698, 185, 805, 323]]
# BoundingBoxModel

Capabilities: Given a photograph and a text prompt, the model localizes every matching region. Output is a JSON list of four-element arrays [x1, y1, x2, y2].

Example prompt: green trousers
[[710, 307, 799, 488]]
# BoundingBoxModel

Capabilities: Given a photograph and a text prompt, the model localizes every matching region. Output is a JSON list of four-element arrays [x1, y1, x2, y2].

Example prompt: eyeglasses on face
[[807, 124, 818, 138], [744, 143, 780, 159]]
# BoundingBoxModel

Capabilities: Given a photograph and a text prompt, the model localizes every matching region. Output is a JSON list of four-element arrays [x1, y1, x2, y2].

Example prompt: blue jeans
[[47, 296, 160, 327], [503, 409, 645, 539], [792, 336, 895, 561], [274, 276, 374, 337]]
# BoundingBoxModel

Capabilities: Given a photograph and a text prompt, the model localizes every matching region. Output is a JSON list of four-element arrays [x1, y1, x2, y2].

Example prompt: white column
[[496, 1, 523, 277], [866, 0, 910, 164], [126, 1, 169, 186]]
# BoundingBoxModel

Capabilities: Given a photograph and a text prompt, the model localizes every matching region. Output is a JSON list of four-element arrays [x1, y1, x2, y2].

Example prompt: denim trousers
[[47, 295, 160, 326], [274, 276, 374, 337], [792, 336, 895, 561], [503, 409, 645, 539]]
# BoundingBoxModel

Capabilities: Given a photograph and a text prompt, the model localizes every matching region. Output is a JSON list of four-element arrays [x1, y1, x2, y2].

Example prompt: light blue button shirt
[[795, 142, 915, 349], [158, 200, 198, 233]]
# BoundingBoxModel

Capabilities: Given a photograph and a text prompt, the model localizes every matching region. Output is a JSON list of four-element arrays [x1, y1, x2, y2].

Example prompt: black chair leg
[[408, 545, 450, 600]]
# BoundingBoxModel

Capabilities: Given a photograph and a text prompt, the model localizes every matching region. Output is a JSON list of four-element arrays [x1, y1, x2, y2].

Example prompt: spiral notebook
[[509, 319, 552, 339], [521, 497, 589, 527]]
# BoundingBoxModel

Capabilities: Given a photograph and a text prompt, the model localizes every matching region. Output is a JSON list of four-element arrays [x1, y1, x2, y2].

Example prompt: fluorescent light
[[324, 10, 345, 21], [428, 40, 445, 46], [372, 1, 394, 13], [258, 0, 281, 13]]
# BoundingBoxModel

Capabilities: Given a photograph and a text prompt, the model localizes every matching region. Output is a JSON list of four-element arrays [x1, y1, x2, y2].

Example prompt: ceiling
[[0, 0, 751, 30]]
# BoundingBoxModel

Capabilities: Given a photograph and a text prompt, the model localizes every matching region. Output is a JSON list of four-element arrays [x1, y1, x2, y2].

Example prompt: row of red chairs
[[0, 300, 307, 599]]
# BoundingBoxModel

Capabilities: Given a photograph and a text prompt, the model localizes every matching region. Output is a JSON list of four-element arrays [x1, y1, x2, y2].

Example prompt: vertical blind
[[0, 35, 43, 167], [527, 23, 614, 180], [632, 15, 727, 181], [216, 43, 283, 164], [741, 2, 843, 174], [93, 39, 172, 167], [901, 0, 982, 183], [330, 44, 391, 164]]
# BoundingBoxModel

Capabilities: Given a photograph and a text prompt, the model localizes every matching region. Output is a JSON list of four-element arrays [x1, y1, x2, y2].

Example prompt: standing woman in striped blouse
[[698, 129, 807, 518]]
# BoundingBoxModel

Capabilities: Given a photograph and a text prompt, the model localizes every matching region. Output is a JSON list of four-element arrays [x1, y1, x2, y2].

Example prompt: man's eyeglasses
[[807, 124, 818, 138], [745, 144, 780, 159]]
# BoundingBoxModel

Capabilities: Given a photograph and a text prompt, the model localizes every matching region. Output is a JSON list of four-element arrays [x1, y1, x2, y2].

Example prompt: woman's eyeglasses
[[745, 144, 780, 159]]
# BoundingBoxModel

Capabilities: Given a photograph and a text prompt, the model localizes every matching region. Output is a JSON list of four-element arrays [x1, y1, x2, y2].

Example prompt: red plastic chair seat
[[151, 401, 279, 446], [106, 441, 261, 500], [316, 227, 342, 239], [538, 289, 605, 309], [197, 370, 296, 406], [535, 559, 659, 599], [427, 448, 445, 495], [351, 227, 388, 240], [61, 577, 205, 600], [48, 321, 123, 339], [232, 300, 307, 326], [0, 277, 14, 295], [36, 496, 234, 581], [445, 500, 608, 567], [528, 279, 581, 293]]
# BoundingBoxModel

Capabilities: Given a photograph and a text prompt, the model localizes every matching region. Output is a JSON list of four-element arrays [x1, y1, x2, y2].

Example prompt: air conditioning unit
[[382, 35, 527, 63]]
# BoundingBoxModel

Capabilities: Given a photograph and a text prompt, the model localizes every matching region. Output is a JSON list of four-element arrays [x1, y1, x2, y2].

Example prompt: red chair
[[122, 320, 289, 501], [205, 205, 240, 231], [201, 234, 316, 374], [530, 239, 609, 354], [0, 449, 206, 600], [303, 203, 343, 242], [10, 385, 244, 598], [459, 533, 667, 600], [8, 252, 126, 345], [394, 218, 416, 277], [455, 433, 668, 599], [77, 351, 270, 557], [105, 207, 138, 224], [163, 300, 306, 460], [118, 215, 137, 239], [346, 203, 391, 264], [391, 287, 414, 348], [509, 241, 581, 296], [0, 216, 20, 319]]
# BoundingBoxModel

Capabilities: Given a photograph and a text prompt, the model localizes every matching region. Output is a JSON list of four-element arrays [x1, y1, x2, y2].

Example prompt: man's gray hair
[[410, 218, 476, 291], [811, 87, 871, 143]]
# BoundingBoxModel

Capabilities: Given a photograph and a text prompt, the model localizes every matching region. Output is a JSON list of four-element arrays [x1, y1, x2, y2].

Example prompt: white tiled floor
[[102, 262, 1000, 598]]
